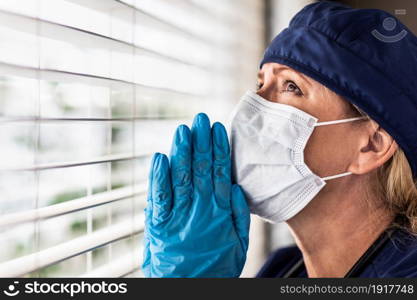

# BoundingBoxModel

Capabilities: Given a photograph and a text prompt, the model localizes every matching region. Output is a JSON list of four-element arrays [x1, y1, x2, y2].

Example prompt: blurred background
[[0, 0, 415, 278]]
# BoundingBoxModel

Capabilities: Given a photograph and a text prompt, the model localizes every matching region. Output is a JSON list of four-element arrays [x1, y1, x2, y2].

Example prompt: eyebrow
[[282, 68, 313, 87], [257, 66, 313, 87]]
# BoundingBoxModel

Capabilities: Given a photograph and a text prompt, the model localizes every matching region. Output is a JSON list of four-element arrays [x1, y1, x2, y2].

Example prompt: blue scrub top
[[257, 227, 417, 277]]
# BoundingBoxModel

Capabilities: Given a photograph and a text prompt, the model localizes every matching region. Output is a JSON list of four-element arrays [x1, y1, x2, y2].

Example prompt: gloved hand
[[142, 113, 250, 278]]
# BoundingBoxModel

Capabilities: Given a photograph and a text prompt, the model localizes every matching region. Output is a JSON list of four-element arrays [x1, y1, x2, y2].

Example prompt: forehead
[[258, 62, 290, 74], [258, 62, 313, 85]]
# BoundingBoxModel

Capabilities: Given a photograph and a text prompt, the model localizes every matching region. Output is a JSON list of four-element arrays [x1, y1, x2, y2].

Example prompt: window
[[0, 0, 265, 277]]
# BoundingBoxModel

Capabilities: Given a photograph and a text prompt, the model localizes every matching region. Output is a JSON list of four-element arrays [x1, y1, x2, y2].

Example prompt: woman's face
[[256, 62, 365, 178]]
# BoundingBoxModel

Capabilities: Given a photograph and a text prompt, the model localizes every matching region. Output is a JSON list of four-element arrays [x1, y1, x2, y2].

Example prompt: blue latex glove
[[142, 113, 250, 278]]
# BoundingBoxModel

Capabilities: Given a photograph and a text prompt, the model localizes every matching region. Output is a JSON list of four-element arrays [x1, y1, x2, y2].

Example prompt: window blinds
[[0, 0, 264, 277]]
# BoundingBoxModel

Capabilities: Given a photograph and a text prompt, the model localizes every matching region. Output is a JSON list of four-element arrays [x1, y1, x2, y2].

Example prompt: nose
[[256, 83, 277, 104]]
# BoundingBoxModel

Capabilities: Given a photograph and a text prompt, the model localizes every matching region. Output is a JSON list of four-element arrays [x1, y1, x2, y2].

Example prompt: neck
[[286, 174, 393, 277]]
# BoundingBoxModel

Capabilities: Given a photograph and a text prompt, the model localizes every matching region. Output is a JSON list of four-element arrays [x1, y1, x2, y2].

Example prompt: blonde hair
[[374, 149, 417, 235], [350, 103, 417, 235]]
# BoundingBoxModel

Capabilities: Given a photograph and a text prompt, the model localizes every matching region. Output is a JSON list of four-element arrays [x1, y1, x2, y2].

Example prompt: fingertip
[[151, 153, 173, 224], [213, 121, 226, 131], [192, 112, 210, 127], [150, 152, 159, 168], [170, 125, 192, 191], [159, 153, 169, 166], [173, 124, 191, 145], [212, 122, 230, 155], [212, 122, 232, 209], [212, 122, 224, 138], [191, 113, 211, 135], [191, 113, 212, 153], [179, 124, 191, 146], [147, 153, 160, 202], [178, 123, 191, 132]]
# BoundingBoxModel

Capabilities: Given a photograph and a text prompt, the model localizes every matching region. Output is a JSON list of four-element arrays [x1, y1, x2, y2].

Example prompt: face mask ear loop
[[314, 116, 367, 127], [322, 171, 353, 181], [315, 116, 365, 181]]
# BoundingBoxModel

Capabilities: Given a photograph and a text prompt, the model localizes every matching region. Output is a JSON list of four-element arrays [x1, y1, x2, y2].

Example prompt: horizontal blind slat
[[0, 8, 218, 95], [66, 0, 219, 45], [0, 183, 147, 227], [0, 0, 264, 277], [0, 217, 144, 277], [81, 250, 142, 278], [0, 8, 215, 69], [0, 116, 190, 123], [1, 153, 152, 172], [0, 61, 203, 98]]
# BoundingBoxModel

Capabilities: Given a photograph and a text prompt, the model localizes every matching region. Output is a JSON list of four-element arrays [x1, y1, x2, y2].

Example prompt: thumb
[[142, 153, 157, 276], [231, 184, 250, 251]]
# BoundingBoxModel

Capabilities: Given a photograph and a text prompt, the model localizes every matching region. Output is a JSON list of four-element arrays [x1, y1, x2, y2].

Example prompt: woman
[[142, 1, 417, 277]]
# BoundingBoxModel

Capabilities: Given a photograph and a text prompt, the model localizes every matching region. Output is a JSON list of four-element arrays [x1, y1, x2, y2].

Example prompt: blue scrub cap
[[260, 1, 417, 177]]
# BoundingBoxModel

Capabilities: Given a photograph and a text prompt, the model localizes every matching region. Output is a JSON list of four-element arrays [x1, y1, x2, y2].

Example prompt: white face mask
[[228, 90, 366, 223]]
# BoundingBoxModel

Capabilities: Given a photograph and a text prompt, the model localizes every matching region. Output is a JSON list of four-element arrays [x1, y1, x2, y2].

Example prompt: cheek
[[303, 126, 357, 177]]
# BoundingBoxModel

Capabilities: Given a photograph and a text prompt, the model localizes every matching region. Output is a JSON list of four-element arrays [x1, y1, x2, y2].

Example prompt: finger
[[169, 124, 193, 210], [151, 153, 173, 225], [146, 153, 158, 212], [212, 122, 232, 210], [191, 113, 213, 197], [231, 184, 250, 252], [142, 206, 152, 277], [142, 153, 157, 277]]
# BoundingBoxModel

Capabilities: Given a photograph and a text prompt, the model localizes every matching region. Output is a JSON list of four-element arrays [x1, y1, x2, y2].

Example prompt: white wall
[[269, 0, 316, 38]]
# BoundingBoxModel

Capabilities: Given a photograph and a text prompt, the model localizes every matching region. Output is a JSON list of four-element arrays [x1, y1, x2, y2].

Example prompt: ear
[[348, 121, 398, 175]]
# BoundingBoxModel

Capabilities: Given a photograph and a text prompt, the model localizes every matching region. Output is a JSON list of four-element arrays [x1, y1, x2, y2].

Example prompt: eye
[[282, 80, 303, 96]]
